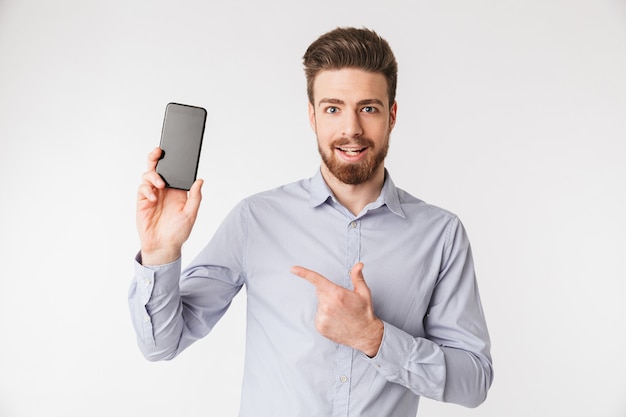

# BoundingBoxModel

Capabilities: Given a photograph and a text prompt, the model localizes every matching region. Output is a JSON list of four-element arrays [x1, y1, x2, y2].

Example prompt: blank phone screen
[[156, 103, 206, 190]]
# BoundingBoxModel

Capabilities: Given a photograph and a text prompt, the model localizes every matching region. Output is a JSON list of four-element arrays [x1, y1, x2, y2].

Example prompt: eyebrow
[[317, 98, 385, 108]]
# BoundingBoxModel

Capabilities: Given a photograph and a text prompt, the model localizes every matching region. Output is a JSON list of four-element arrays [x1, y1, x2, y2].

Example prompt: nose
[[342, 111, 363, 138]]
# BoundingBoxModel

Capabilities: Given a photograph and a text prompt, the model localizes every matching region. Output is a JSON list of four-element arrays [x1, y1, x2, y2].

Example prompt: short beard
[[318, 137, 389, 185]]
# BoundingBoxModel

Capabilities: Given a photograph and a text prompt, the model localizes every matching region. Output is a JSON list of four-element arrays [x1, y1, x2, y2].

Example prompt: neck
[[321, 165, 385, 216]]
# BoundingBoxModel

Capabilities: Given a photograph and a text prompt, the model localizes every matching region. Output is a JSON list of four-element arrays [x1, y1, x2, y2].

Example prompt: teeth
[[339, 148, 364, 156]]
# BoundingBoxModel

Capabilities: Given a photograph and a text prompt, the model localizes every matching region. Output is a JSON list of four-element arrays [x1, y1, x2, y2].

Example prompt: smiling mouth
[[337, 147, 367, 156]]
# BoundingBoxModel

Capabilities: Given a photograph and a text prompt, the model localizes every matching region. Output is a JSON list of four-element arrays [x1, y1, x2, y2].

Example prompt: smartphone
[[156, 102, 207, 190]]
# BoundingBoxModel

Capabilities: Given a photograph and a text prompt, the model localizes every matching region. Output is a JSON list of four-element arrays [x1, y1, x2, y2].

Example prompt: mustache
[[330, 137, 375, 148]]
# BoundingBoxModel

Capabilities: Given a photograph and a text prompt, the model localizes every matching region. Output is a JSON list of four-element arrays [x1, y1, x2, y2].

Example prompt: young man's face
[[308, 68, 397, 185]]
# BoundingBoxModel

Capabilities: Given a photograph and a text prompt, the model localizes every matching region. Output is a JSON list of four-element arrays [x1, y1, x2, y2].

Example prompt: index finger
[[291, 266, 337, 292]]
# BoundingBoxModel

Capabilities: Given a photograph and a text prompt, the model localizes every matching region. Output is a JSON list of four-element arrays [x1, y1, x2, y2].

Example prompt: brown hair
[[303, 27, 398, 106]]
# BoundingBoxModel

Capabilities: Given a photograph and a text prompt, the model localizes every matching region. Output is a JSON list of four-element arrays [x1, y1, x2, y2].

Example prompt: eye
[[362, 106, 377, 113], [325, 106, 339, 114]]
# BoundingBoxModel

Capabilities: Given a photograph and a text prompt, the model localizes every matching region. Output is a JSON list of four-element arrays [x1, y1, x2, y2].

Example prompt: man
[[130, 27, 493, 416]]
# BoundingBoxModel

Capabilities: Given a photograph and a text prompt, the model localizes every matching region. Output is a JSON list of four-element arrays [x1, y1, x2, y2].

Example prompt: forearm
[[128, 255, 186, 361], [128, 248, 244, 362], [366, 322, 492, 407]]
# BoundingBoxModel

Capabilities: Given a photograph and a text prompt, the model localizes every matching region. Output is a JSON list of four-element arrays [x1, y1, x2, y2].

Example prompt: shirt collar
[[309, 167, 406, 219]]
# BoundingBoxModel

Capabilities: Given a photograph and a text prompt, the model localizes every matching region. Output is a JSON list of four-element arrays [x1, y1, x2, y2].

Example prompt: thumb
[[350, 262, 369, 294], [185, 179, 204, 215]]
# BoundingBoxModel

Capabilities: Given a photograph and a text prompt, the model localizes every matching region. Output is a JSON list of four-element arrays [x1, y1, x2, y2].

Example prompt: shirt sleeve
[[127, 256, 185, 360], [366, 216, 493, 408], [127, 202, 247, 361]]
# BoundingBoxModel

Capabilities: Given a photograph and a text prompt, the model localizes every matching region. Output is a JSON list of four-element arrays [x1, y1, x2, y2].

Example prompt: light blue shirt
[[129, 169, 493, 416]]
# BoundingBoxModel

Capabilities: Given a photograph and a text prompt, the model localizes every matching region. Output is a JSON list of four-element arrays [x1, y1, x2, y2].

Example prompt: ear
[[308, 101, 317, 132], [389, 101, 398, 131]]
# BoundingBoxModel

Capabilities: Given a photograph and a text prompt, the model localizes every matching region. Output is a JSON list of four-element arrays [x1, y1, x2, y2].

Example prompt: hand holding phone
[[137, 147, 204, 265], [136, 102, 207, 265], [156, 102, 207, 191]]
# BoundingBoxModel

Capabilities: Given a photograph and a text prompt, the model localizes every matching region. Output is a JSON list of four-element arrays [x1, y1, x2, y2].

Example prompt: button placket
[[330, 218, 361, 416]]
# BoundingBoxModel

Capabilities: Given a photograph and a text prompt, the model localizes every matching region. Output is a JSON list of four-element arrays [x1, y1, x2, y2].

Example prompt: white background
[[1, 1, 625, 416]]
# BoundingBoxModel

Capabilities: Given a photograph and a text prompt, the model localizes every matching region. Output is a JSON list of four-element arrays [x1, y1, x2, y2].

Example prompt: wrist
[[140, 247, 181, 266], [359, 319, 384, 358]]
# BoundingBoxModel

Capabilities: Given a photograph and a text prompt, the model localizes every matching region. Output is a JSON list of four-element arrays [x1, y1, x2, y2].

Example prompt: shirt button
[[143, 314, 150, 323], [350, 221, 357, 228], [339, 375, 348, 383], [144, 278, 151, 286]]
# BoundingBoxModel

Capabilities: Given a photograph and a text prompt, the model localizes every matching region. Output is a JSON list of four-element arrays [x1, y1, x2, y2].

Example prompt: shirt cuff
[[365, 321, 414, 376], [133, 252, 181, 298], [363, 321, 446, 400]]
